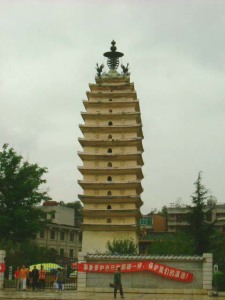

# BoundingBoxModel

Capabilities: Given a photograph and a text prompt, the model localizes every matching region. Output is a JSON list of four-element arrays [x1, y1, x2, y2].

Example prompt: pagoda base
[[82, 230, 138, 255]]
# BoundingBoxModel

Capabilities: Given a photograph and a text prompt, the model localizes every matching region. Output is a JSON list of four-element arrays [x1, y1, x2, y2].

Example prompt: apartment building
[[167, 204, 225, 233]]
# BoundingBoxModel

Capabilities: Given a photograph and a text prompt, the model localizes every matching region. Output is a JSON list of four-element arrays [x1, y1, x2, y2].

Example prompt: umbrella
[[69, 270, 77, 277], [29, 263, 62, 271]]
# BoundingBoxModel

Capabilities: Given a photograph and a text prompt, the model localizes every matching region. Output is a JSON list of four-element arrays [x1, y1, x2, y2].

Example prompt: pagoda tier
[[78, 152, 144, 165], [78, 194, 143, 206], [78, 166, 143, 178], [78, 41, 144, 254]]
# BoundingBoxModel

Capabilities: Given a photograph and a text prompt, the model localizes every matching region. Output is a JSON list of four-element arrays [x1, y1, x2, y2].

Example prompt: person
[[26, 267, 32, 289], [55, 268, 64, 292], [113, 267, 124, 299], [31, 265, 39, 291], [14, 267, 20, 290], [38, 265, 46, 289], [19, 265, 28, 291]]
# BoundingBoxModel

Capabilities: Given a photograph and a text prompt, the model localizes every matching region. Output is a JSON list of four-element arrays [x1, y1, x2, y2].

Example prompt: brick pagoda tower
[[78, 41, 144, 254]]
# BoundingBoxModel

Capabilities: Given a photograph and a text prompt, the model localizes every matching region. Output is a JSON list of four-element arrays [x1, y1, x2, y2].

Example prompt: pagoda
[[78, 41, 144, 254]]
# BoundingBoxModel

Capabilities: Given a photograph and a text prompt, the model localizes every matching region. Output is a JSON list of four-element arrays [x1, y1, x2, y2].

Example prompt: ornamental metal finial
[[96, 63, 104, 77], [103, 40, 124, 70], [121, 63, 130, 76]]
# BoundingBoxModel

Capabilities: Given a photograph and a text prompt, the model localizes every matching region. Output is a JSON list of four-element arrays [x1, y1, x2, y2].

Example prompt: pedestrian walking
[[113, 267, 124, 299], [31, 265, 39, 291], [26, 267, 32, 289], [55, 268, 64, 292], [14, 267, 20, 290], [19, 265, 28, 291], [38, 265, 46, 289]]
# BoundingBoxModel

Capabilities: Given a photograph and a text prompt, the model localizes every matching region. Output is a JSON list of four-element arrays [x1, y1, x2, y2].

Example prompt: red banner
[[77, 261, 193, 282], [0, 263, 5, 273]]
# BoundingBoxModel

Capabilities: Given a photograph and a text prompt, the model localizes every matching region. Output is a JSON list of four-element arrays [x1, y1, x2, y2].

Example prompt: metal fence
[[4, 260, 77, 290]]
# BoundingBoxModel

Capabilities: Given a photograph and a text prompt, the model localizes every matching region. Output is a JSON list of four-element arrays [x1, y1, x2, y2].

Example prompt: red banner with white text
[[77, 261, 193, 282]]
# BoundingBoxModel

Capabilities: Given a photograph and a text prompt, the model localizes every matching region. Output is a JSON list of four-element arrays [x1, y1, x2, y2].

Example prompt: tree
[[0, 144, 50, 242], [159, 205, 168, 217], [148, 232, 195, 256], [185, 171, 215, 255], [106, 238, 138, 255]]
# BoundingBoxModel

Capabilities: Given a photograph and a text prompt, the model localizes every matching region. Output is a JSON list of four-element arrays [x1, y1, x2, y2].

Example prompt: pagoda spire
[[103, 40, 124, 70]]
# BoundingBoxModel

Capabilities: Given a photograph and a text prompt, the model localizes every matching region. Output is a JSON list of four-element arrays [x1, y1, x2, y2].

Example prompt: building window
[[109, 109, 112, 113], [109, 99, 112, 101], [107, 191, 112, 196], [107, 176, 112, 181], [69, 249, 74, 258], [107, 218, 112, 223], [108, 148, 112, 153], [40, 231, 45, 238], [107, 205, 112, 210], [108, 162, 112, 167], [108, 134, 112, 139], [59, 248, 64, 257], [70, 232, 74, 242], [108, 121, 113, 126], [50, 230, 55, 240], [60, 231, 65, 241]]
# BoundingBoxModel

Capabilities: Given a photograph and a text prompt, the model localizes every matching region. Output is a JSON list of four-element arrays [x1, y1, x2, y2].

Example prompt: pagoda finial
[[103, 40, 124, 70]]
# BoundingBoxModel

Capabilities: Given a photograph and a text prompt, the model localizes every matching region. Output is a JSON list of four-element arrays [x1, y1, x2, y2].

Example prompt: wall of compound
[[77, 253, 212, 294]]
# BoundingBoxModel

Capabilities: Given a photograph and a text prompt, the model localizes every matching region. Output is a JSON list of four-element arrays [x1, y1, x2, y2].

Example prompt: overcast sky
[[1, 0, 225, 213]]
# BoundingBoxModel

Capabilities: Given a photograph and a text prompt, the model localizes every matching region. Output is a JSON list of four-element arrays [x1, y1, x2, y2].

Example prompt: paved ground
[[0, 289, 221, 300]]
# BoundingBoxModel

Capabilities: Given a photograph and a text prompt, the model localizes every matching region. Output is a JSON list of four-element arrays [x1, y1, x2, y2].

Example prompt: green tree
[[210, 232, 225, 273], [149, 232, 195, 255], [0, 144, 50, 242], [158, 205, 168, 217], [106, 238, 138, 255], [186, 171, 215, 255]]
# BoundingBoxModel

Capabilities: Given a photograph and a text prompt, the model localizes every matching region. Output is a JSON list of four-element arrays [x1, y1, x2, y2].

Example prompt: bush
[[213, 271, 225, 291]]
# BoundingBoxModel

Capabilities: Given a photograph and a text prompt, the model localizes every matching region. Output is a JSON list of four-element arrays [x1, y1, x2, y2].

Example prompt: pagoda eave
[[89, 82, 135, 92], [78, 140, 143, 151], [78, 166, 143, 179], [78, 180, 143, 193], [81, 224, 138, 231], [83, 100, 140, 110], [77, 152, 144, 165], [83, 209, 141, 218]]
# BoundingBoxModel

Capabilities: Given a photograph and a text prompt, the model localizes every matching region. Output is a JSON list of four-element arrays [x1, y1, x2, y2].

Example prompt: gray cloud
[[1, 0, 225, 212]]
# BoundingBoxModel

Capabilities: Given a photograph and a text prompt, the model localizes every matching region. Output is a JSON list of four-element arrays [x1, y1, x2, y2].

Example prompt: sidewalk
[[0, 289, 217, 300]]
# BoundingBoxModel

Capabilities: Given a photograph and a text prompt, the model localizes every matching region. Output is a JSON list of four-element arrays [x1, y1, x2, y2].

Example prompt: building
[[78, 41, 144, 254], [34, 201, 81, 259], [139, 213, 168, 254], [167, 203, 225, 233]]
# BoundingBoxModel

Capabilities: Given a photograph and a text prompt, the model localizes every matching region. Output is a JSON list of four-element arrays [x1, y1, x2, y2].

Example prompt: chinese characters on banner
[[77, 261, 193, 282]]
